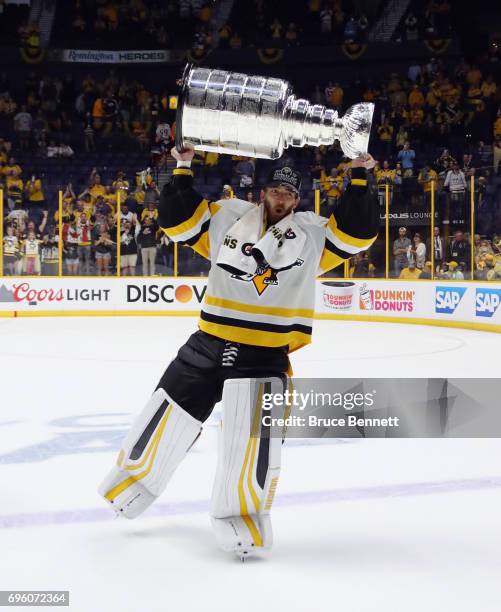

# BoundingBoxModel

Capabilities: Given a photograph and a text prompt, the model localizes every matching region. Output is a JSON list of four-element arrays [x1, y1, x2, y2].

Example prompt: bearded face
[[262, 187, 299, 225]]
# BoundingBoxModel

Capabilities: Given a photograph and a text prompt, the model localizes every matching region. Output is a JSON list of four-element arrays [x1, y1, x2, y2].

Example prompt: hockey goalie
[[99, 145, 378, 559]]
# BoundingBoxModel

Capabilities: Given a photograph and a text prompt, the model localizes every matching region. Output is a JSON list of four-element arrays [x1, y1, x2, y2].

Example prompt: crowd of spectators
[[2, 139, 500, 279], [2, 126, 165, 277], [0, 144, 212, 277], [54, 0, 209, 49], [1, 0, 463, 53], [390, 226, 501, 281], [1, 53, 499, 169], [393, 0, 455, 42], [304, 52, 501, 279], [51, 0, 376, 52], [51, 0, 464, 52], [221, 0, 374, 52], [0, 68, 178, 158], [1, 42, 500, 279]]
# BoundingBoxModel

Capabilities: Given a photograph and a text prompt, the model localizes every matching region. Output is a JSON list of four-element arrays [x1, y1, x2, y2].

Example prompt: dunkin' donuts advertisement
[[319, 280, 422, 316], [316, 279, 500, 328], [319, 279, 429, 317], [321, 281, 356, 311], [320, 280, 381, 313]]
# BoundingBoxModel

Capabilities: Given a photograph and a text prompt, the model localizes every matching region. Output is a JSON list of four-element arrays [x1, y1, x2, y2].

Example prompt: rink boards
[[0, 277, 499, 332]]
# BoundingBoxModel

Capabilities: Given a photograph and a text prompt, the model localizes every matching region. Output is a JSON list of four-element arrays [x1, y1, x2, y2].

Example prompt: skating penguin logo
[[231, 258, 304, 296]]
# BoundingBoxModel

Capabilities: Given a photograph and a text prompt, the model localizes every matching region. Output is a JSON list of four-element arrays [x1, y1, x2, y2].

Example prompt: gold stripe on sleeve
[[327, 215, 376, 250], [318, 249, 345, 273], [164, 199, 209, 237], [191, 230, 210, 259]]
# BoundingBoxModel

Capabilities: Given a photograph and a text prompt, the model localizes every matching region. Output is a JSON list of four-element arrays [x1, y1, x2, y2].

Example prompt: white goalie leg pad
[[98, 388, 202, 519], [211, 377, 286, 557]]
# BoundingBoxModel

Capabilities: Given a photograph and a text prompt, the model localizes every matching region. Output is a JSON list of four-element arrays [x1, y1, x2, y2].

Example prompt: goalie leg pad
[[98, 388, 202, 519], [210, 377, 286, 556]]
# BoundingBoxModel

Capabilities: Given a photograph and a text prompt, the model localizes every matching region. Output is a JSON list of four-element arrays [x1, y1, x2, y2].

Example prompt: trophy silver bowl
[[176, 64, 374, 160]]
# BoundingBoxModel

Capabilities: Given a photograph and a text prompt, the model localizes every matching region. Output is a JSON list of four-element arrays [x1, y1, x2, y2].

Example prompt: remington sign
[[54, 49, 180, 64]]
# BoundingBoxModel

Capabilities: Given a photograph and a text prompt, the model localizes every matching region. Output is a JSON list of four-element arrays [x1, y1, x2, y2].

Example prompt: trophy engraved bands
[[176, 65, 374, 160]]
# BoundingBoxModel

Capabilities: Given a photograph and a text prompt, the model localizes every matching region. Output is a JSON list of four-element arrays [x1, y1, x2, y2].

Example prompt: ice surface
[[0, 317, 500, 612]]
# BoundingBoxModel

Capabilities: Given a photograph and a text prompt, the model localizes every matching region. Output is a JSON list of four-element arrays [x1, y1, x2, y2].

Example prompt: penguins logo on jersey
[[232, 258, 304, 296]]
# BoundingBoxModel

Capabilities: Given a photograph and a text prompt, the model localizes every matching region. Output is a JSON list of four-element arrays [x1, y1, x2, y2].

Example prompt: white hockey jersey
[[444, 170, 467, 192], [159, 167, 378, 353]]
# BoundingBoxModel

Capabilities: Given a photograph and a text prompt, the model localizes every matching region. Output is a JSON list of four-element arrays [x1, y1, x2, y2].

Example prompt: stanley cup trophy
[[176, 64, 374, 160]]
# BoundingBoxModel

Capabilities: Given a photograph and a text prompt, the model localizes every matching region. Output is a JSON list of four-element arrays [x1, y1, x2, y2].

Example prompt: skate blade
[[238, 549, 254, 562], [211, 516, 264, 559]]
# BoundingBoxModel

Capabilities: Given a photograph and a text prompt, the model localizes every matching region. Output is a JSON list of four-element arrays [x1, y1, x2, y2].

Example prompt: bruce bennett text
[[262, 415, 401, 428]]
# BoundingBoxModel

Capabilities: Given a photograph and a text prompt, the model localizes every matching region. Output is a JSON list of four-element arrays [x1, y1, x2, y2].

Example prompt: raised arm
[[38, 210, 48, 235], [158, 146, 217, 260], [78, 187, 90, 200], [318, 154, 379, 275]]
